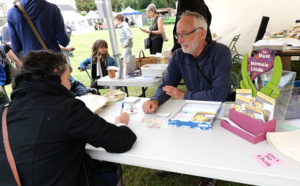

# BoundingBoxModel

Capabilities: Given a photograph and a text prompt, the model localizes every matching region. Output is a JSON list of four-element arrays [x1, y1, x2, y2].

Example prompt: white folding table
[[86, 98, 300, 186], [97, 75, 162, 97]]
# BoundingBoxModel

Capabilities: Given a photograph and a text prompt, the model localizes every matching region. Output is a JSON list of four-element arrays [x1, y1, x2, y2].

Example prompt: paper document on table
[[253, 39, 286, 51], [76, 93, 109, 113], [267, 129, 300, 164]]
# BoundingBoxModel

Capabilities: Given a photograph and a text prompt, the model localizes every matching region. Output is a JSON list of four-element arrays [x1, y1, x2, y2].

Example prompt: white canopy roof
[[85, 11, 99, 19]]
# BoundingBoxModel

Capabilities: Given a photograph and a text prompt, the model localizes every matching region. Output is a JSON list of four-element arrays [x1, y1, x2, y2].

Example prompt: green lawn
[[6, 24, 299, 185]]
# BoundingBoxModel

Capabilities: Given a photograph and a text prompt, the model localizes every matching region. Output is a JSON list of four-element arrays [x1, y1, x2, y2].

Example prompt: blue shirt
[[7, 0, 69, 56], [151, 40, 232, 104]]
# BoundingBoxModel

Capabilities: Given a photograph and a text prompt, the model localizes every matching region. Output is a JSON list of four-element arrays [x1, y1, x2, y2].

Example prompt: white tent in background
[[61, 11, 90, 34], [85, 11, 101, 27], [120, 6, 142, 27]]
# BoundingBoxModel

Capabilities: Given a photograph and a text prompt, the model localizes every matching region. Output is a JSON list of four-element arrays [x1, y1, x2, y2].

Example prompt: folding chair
[[84, 64, 93, 84], [229, 34, 241, 56]]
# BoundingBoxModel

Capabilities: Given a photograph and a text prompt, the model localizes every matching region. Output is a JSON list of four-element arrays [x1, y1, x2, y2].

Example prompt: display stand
[[259, 70, 296, 131]]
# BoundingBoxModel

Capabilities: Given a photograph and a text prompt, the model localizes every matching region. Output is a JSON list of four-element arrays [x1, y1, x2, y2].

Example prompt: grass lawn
[[5, 23, 299, 186]]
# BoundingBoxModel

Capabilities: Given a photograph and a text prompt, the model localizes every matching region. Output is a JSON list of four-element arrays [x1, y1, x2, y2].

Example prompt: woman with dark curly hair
[[0, 50, 136, 185]]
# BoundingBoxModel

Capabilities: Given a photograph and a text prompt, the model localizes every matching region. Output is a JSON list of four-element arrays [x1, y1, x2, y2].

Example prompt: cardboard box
[[141, 64, 168, 77], [221, 108, 276, 144], [168, 100, 222, 130]]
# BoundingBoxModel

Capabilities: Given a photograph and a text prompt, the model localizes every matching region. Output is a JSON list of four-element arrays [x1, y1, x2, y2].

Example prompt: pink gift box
[[221, 108, 276, 144]]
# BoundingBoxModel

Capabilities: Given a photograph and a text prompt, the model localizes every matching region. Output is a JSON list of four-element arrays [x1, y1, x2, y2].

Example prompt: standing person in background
[[7, 0, 69, 56], [114, 14, 133, 63], [140, 4, 164, 55], [171, 0, 212, 54], [125, 17, 129, 23]]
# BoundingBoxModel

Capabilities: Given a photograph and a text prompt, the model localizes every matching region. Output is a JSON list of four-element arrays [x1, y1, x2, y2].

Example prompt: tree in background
[[75, 0, 177, 13], [123, 0, 176, 10], [111, 0, 124, 12], [75, 0, 97, 12]]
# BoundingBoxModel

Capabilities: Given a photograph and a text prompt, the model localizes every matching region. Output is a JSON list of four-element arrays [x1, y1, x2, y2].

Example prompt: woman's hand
[[115, 113, 130, 125]]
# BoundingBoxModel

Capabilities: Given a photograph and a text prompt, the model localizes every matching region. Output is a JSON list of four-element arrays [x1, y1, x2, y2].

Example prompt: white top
[[86, 98, 300, 186]]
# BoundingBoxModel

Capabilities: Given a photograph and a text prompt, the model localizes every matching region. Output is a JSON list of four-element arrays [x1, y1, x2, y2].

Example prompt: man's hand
[[142, 100, 159, 114], [162, 85, 185, 99], [115, 113, 130, 125]]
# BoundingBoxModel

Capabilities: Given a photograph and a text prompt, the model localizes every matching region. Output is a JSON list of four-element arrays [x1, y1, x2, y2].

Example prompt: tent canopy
[[121, 6, 141, 15], [85, 11, 99, 19], [61, 11, 90, 34]]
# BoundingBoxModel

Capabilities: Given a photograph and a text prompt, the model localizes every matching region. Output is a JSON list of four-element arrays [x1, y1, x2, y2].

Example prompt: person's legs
[[150, 37, 163, 55], [84, 153, 122, 186], [70, 79, 88, 96], [122, 44, 133, 63]]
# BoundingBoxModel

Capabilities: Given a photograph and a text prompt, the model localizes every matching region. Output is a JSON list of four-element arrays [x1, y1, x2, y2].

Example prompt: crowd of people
[[0, 0, 232, 186]]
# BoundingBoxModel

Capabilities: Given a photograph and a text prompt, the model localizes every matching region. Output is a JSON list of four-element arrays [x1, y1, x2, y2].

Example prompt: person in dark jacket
[[143, 11, 232, 113], [171, 0, 212, 54], [0, 50, 136, 185], [7, 0, 70, 56]]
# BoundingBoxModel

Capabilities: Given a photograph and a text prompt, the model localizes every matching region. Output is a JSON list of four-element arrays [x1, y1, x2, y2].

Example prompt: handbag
[[2, 105, 21, 186], [162, 28, 169, 42], [135, 50, 157, 70], [144, 37, 150, 49]]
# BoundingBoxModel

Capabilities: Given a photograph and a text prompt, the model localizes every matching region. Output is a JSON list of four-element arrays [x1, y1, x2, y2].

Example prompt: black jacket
[[0, 80, 136, 186]]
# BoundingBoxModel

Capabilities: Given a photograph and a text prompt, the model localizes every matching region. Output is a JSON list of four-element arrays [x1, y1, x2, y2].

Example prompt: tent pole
[[102, 0, 123, 79]]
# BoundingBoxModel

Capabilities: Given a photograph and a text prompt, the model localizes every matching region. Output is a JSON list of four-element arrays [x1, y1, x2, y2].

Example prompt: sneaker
[[199, 178, 216, 186], [155, 170, 172, 177]]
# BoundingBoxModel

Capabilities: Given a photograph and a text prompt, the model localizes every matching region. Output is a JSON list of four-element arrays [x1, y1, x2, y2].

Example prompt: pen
[[130, 104, 133, 112], [121, 102, 124, 114]]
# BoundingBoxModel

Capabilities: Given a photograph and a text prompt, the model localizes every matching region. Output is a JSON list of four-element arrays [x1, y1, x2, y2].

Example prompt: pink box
[[221, 108, 276, 144]]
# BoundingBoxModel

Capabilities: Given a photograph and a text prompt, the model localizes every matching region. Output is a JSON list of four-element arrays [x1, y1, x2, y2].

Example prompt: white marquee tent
[[206, 0, 300, 55], [61, 11, 90, 34], [120, 6, 142, 27], [85, 11, 101, 27]]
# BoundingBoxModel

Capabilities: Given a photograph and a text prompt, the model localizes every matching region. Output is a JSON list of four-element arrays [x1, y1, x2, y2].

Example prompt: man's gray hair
[[180, 10, 208, 35]]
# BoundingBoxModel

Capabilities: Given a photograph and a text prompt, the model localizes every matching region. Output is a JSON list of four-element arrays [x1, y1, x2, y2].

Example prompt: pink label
[[253, 152, 284, 167], [247, 48, 275, 80]]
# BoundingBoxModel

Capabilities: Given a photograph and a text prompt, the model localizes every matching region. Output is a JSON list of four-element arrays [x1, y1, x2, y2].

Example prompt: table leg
[[138, 87, 148, 97], [281, 56, 291, 71], [124, 87, 129, 96]]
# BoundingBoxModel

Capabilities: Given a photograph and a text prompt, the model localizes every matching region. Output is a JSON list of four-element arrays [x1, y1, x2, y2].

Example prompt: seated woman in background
[[78, 39, 118, 90], [0, 50, 136, 185], [140, 3, 164, 54]]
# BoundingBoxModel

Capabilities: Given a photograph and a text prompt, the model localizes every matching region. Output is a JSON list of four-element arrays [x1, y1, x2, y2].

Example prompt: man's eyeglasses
[[175, 27, 203, 39]]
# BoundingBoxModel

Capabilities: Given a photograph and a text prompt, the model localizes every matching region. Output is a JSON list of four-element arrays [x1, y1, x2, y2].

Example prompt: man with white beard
[[143, 10, 232, 114]]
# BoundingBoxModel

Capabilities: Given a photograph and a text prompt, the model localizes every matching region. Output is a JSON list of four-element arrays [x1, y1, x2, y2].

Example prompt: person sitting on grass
[[78, 39, 118, 91]]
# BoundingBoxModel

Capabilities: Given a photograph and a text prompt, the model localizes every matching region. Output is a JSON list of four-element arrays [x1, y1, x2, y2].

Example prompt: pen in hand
[[121, 102, 124, 114]]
